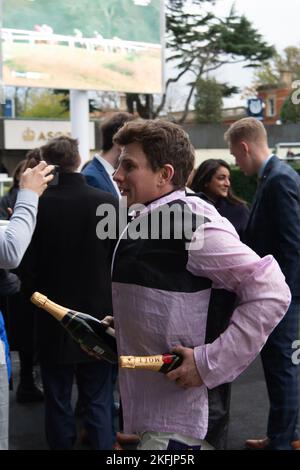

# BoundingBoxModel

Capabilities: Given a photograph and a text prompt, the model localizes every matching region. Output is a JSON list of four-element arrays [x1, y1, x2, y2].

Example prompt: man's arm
[[168, 218, 291, 389], [0, 162, 54, 269], [268, 173, 300, 291]]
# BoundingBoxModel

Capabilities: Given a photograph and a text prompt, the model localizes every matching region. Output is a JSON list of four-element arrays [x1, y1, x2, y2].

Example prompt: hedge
[[230, 167, 257, 205], [230, 162, 300, 205]]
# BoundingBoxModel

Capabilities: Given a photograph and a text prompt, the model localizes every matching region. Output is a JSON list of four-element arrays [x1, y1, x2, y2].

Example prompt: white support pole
[[70, 89, 90, 167], [0, 0, 5, 104]]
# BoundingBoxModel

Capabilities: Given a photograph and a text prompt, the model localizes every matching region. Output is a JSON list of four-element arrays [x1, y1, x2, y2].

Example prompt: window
[[267, 98, 276, 117]]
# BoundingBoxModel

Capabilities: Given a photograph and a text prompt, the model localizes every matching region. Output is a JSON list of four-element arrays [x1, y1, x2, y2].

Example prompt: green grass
[[3, 58, 27, 72], [103, 62, 134, 77], [126, 53, 138, 62]]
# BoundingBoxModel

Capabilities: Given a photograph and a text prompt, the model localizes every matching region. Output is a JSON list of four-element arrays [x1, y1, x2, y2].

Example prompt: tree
[[254, 47, 300, 86], [52, 89, 120, 115], [194, 78, 223, 123], [20, 90, 69, 118], [89, 92, 120, 114], [280, 93, 300, 123], [126, 93, 154, 119], [154, 0, 274, 123]]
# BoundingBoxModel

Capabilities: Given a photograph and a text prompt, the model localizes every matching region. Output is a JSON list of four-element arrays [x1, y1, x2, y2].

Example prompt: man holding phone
[[19, 136, 119, 450]]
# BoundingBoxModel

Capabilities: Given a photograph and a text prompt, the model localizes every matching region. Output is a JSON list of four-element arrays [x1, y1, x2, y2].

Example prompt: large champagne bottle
[[119, 354, 183, 373], [31, 292, 117, 364]]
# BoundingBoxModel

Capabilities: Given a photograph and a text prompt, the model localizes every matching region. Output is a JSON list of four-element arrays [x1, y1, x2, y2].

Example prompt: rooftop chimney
[[279, 70, 293, 88]]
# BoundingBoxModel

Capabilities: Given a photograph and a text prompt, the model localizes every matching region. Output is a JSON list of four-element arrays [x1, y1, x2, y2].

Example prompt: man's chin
[[240, 168, 253, 176], [122, 195, 137, 208]]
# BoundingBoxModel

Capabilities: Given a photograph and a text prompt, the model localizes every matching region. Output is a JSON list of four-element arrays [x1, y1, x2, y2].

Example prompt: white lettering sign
[[4, 120, 95, 150]]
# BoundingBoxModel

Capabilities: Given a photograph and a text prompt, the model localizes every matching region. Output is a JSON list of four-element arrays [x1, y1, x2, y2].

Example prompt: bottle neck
[[31, 292, 69, 322], [119, 354, 170, 372]]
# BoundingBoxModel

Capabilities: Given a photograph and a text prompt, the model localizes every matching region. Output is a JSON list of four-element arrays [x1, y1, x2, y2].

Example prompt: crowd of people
[[0, 114, 299, 451]]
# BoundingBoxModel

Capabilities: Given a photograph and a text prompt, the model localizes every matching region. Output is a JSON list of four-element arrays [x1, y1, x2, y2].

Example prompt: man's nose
[[113, 167, 122, 182]]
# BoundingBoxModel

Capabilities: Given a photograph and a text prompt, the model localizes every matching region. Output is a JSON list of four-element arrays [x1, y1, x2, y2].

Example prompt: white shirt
[[95, 154, 121, 198]]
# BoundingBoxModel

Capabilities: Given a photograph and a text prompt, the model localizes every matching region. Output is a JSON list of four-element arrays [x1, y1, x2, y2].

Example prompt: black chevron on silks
[[113, 200, 212, 293]]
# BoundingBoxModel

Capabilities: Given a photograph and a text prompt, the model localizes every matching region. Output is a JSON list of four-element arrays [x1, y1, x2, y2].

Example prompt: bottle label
[[120, 355, 164, 371], [119, 354, 182, 373], [92, 345, 105, 355]]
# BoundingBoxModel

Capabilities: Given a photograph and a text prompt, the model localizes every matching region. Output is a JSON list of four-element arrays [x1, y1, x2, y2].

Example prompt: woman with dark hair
[[0, 159, 54, 449], [0, 148, 43, 221], [0, 160, 26, 220], [190, 159, 249, 239], [0, 152, 45, 404], [190, 158, 250, 450]]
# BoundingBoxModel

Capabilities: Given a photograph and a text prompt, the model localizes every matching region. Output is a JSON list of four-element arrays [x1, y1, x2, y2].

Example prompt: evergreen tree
[[280, 92, 300, 123], [194, 78, 223, 123], [154, 1, 274, 123]]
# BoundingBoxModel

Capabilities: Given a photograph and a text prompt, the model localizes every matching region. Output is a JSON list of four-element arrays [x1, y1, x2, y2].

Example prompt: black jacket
[[215, 197, 249, 241], [19, 172, 118, 364]]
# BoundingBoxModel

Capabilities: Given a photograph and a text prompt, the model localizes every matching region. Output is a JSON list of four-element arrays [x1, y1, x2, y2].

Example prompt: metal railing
[[1, 27, 161, 54]]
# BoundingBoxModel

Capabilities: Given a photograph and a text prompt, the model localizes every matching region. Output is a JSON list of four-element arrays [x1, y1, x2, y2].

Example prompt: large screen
[[1, 0, 163, 93]]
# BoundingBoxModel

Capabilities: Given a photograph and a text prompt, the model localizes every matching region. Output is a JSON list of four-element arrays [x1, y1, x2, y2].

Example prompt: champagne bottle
[[31, 292, 117, 364], [119, 353, 183, 373]]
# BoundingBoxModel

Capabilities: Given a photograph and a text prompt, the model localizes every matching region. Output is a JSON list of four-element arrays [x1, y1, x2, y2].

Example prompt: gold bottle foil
[[31, 292, 68, 322], [119, 355, 164, 371]]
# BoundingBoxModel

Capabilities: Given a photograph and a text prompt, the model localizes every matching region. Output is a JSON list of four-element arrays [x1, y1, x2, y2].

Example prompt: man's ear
[[240, 140, 249, 154], [159, 164, 175, 185]]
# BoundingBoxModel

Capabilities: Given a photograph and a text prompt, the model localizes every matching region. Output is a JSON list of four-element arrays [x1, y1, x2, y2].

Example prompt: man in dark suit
[[82, 112, 134, 197], [225, 117, 300, 450], [19, 136, 119, 450], [82, 111, 139, 448]]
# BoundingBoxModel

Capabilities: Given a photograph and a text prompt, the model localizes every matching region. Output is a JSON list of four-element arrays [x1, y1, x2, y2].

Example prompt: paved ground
[[8, 353, 269, 450], [227, 357, 268, 450]]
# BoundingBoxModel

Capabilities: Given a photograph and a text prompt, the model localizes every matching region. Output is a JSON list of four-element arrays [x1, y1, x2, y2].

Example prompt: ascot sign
[[4, 119, 95, 149]]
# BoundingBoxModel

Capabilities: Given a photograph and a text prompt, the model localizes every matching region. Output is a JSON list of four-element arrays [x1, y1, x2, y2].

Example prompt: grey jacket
[[0, 189, 38, 269]]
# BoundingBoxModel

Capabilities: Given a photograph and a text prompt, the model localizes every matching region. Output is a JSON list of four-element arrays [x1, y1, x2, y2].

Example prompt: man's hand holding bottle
[[101, 315, 114, 329], [30, 293, 118, 364], [166, 345, 204, 389], [81, 315, 115, 359]]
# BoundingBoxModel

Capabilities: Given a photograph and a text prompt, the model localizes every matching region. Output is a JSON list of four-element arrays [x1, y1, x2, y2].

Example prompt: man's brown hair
[[113, 119, 195, 188], [24, 147, 43, 170], [101, 112, 135, 152], [224, 117, 268, 145], [41, 135, 81, 172]]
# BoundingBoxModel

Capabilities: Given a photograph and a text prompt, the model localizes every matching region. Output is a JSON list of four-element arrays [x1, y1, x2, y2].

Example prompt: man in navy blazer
[[225, 117, 300, 450], [82, 112, 134, 197]]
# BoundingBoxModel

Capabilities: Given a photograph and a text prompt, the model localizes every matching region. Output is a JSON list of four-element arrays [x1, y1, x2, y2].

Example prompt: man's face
[[230, 141, 255, 176], [112, 143, 122, 169], [113, 142, 163, 207]]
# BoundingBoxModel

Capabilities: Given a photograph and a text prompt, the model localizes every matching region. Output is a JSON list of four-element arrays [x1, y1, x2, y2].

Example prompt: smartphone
[[48, 165, 59, 186]]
